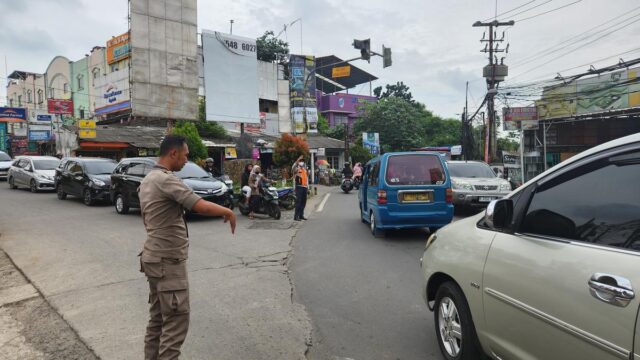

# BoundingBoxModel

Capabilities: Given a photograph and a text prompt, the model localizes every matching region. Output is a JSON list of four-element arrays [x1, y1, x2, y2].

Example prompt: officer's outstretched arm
[[192, 199, 237, 234]]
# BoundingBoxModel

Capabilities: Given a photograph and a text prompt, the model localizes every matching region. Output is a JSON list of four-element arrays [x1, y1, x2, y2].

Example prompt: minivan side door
[[482, 145, 640, 360], [123, 162, 147, 207], [365, 161, 380, 217]]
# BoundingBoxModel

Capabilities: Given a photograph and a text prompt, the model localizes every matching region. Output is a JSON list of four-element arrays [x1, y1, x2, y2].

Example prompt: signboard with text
[[107, 32, 130, 64], [0, 107, 27, 122], [332, 65, 351, 78], [29, 130, 51, 141], [0, 123, 6, 151], [47, 99, 74, 115], [289, 54, 317, 133], [363, 132, 380, 155]]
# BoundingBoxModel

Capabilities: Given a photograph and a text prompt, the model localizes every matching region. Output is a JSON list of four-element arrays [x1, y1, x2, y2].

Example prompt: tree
[[350, 137, 373, 165], [373, 81, 416, 104], [422, 117, 462, 146], [256, 31, 289, 63], [172, 121, 207, 161], [317, 114, 330, 135], [194, 98, 229, 140], [273, 133, 309, 167], [325, 123, 346, 141], [354, 97, 427, 152], [497, 137, 519, 153]]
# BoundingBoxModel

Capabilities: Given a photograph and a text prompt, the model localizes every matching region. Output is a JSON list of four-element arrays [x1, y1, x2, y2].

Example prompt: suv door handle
[[588, 273, 635, 307]]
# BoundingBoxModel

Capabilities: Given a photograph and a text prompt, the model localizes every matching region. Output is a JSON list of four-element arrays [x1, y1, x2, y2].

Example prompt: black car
[[110, 158, 233, 215], [55, 157, 118, 206]]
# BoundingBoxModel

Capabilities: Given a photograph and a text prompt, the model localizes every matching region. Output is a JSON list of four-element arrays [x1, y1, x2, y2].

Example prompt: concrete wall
[[45, 56, 71, 100], [258, 61, 278, 101], [88, 47, 107, 115]]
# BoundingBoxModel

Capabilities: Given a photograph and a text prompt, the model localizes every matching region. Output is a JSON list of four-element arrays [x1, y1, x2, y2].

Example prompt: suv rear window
[[385, 154, 445, 185], [447, 162, 496, 178]]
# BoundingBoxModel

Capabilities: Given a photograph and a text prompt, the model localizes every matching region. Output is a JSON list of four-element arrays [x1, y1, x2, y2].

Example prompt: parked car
[[7, 156, 60, 192], [110, 158, 232, 214], [447, 160, 512, 209], [55, 157, 117, 205], [421, 132, 640, 360], [0, 151, 12, 180], [358, 152, 454, 237]]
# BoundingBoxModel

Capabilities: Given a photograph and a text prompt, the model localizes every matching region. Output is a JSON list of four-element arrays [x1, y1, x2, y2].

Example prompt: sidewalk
[[0, 250, 97, 360]]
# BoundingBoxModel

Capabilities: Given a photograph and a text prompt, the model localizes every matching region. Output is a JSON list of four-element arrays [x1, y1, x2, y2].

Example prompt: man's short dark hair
[[159, 135, 187, 156]]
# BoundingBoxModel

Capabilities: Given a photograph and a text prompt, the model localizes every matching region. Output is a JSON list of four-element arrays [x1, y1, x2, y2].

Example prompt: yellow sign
[[79, 129, 96, 139], [225, 147, 237, 159], [332, 65, 351, 78], [78, 120, 96, 129]]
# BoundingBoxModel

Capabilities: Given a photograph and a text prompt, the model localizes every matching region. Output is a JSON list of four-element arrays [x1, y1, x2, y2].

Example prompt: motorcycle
[[352, 176, 361, 190], [213, 175, 235, 210], [276, 187, 296, 210], [341, 176, 354, 194], [238, 181, 281, 219]]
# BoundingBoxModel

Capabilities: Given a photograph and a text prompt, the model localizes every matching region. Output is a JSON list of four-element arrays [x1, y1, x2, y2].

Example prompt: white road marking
[[316, 193, 330, 212]]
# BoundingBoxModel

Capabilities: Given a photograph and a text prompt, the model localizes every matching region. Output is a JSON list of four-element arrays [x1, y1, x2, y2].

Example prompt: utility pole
[[229, 20, 234, 34], [473, 19, 513, 164]]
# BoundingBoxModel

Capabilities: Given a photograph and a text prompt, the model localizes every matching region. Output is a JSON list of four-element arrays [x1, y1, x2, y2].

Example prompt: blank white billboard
[[202, 30, 259, 123]]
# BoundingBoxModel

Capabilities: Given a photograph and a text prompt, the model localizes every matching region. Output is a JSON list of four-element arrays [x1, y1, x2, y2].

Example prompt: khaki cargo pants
[[140, 254, 190, 360]]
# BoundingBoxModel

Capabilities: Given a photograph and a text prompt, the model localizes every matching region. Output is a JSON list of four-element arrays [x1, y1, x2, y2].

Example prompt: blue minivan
[[358, 152, 454, 236]]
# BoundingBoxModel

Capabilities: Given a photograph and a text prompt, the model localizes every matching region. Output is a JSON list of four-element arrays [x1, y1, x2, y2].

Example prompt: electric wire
[[482, 0, 538, 22], [512, 0, 582, 22]]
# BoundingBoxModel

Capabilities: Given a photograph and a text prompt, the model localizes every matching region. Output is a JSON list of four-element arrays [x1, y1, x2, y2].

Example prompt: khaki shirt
[[139, 165, 201, 260]]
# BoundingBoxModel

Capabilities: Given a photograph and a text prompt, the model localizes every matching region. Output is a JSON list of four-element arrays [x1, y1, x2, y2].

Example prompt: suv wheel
[[83, 188, 94, 206], [30, 179, 38, 193], [370, 211, 384, 238], [8, 176, 17, 189], [114, 194, 129, 214], [57, 185, 67, 200], [434, 281, 483, 360]]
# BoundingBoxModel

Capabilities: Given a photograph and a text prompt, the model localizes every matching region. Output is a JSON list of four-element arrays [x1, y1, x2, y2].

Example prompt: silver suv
[[8, 156, 60, 192], [0, 151, 12, 180], [447, 160, 512, 208], [422, 132, 640, 359]]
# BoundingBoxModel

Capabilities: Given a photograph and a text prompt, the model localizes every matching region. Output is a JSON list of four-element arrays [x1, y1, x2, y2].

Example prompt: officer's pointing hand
[[224, 210, 236, 234]]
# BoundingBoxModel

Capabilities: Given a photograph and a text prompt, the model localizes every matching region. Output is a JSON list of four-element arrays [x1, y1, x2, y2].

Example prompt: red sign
[[47, 99, 74, 115], [504, 107, 537, 121]]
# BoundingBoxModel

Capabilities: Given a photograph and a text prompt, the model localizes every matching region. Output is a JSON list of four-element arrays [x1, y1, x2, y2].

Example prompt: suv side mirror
[[485, 199, 513, 230]]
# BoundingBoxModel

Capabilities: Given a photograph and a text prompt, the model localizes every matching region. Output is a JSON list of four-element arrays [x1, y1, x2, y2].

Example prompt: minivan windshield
[[0, 152, 10, 161], [447, 162, 496, 178], [33, 159, 60, 170], [175, 162, 210, 179], [385, 154, 446, 185], [84, 160, 117, 175]]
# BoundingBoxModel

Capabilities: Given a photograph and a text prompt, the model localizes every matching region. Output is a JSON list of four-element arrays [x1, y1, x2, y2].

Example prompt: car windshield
[[447, 162, 496, 178], [0, 152, 10, 161], [33, 159, 60, 170], [385, 154, 445, 185], [84, 161, 117, 174], [175, 162, 211, 179]]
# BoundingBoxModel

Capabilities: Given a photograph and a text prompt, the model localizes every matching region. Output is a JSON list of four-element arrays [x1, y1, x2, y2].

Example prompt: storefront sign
[[13, 127, 27, 137], [107, 32, 130, 64], [0, 107, 27, 122], [331, 65, 351, 78], [47, 99, 74, 115], [0, 123, 6, 151], [29, 130, 51, 141], [451, 145, 462, 156], [79, 129, 97, 139], [362, 132, 380, 155], [317, 148, 326, 156], [225, 147, 237, 159], [78, 120, 96, 129], [503, 107, 537, 121], [521, 120, 539, 130], [503, 152, 520, 168], [29, 124, 51, 131]]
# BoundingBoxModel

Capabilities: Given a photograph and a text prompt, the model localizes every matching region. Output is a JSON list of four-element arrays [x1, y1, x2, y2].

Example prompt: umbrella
[[315, 159, 329, 166]]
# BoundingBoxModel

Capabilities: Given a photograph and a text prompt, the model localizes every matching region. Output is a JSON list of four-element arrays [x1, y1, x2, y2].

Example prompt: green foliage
[[498, 137, 519, 152], [172, 121, 207, 161], [317, 114, 330, 135], [256, 31, 289, 63], [349, 138, 373, 165], [422, 117, 461, 147], [273, 133, 309, 167], [195, 98, 229, 140], [325, 123, 346, 141], [373, 81, 416, 105]]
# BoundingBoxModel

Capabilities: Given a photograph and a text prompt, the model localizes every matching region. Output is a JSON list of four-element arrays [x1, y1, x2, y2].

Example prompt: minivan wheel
[[370, 212, 384, 238], [57, 185, 67, 200], [115, 194, 129, 214], [83, 188, 94, 206], [8, 177, 17, 189], [30, 180, 38, 193], [434, 282, 483, 360]]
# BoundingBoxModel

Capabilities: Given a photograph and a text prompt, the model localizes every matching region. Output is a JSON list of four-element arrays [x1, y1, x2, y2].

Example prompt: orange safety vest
[[298, 167, 309, 187]]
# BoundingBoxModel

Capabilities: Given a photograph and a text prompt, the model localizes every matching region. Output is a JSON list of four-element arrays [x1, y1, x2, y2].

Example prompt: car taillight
[[446, 187, 453, 204], [377, 190, 387, 205]]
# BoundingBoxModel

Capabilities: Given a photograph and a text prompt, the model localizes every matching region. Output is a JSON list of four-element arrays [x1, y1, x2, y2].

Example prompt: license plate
[[402, 192, 432, 202], [479, 196, 495, 202]]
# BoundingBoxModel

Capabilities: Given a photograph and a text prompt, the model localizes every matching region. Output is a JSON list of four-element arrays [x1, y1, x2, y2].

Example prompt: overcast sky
[[2, 0, 640, 119]]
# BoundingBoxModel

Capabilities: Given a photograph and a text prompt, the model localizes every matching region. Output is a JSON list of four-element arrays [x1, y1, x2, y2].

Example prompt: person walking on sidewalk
[[294, 156, 309, 221], [138, 135, 236, 360]]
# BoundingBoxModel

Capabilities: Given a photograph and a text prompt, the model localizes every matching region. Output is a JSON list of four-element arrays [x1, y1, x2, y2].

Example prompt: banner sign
[[521, 120, 539, 130], [107, 32, 130, 64], [78, 120, 96, 129], [78, 129, 97, 139], [0, 107, 27, 122], [503, 107, 537, 121], [332, 65, 351, 78], [224, 147, 237, 159], [503, 151, 520, 168], [29, 130, 51, 141], [28, 124, 51, 131], [362, 132, 380, 155], [289, 54, 317, 133], [47, 99, 74, 115], [0, 123, 6, 151]]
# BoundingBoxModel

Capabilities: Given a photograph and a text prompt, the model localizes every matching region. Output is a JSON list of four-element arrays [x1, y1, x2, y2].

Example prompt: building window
[[37, 89, 43, 104], [77, 74, 84, 91], [63, 83, 69, 94], [327, 156, 340, 170], [9, 98, 13, 107], [79, 108, 85, 119], [17, 95, 22, 107], [110, 64, 119, 72], [27, 90, 32, 103], [49, 87, 54, 98]]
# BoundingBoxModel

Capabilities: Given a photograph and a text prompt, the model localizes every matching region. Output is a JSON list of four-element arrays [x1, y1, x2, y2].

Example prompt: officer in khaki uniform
[[139, 135, 236, 360]]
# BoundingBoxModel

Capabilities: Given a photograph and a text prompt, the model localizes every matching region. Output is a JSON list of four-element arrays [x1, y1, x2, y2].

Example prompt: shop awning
[[79, 141, 130, 149], [0, 118, 26, 123]]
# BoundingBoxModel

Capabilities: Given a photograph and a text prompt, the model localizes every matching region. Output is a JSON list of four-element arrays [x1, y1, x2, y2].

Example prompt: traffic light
[[382, 45, 392, 68], [353, 38, 371, 62]]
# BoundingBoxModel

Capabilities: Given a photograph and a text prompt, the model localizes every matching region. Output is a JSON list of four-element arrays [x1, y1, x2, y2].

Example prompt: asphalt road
[[291, 188, 477, 360]]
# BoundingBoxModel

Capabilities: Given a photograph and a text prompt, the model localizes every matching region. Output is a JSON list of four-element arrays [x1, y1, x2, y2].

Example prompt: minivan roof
[[365, 151, 444, 165]]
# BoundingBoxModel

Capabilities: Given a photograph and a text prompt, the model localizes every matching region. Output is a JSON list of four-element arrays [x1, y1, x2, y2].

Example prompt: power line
[[482, 0, 538, 22], [513, 0, 582, 22], [503, 0, 554, 20]]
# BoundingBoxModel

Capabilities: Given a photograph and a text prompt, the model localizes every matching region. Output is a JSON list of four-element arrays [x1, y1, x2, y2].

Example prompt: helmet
[[205, 158, 214, 163]]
